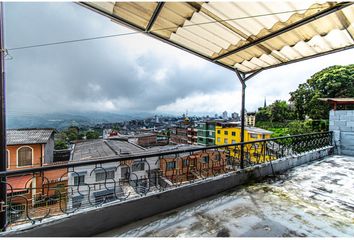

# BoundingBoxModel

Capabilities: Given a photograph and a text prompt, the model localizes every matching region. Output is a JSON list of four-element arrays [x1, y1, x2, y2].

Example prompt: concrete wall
[[1, 147, 332, 237], [329, 110, 354, 156]]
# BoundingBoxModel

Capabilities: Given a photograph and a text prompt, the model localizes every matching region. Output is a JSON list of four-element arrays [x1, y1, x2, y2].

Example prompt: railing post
[[0, 2, 6, 231]]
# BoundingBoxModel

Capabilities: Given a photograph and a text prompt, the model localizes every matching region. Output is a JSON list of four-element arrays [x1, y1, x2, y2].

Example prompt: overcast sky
[[4, 2, 354, 116]]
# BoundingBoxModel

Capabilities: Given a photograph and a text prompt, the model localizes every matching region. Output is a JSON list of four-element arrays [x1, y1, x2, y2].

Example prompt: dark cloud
[[4, 2, 235, 115]]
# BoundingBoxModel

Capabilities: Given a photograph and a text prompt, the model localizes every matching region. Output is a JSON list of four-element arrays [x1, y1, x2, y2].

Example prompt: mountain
[[6, 111, 154, 130]]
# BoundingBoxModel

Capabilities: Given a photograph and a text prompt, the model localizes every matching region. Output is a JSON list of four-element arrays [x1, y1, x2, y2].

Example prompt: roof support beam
[[213, 2, 353, 61], [145, 2, 165, 33]]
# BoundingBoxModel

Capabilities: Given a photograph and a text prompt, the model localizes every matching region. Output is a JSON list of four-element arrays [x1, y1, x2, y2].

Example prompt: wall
[[44, 134, 55, 164], [329, 110, 354, 156], [1, 146, 332, 237]]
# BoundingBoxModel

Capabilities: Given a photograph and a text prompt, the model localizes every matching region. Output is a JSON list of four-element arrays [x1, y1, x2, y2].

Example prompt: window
[[132, 162, 145, 172], [201, 156, 209, 164], [72, 195, 84, 209], [232, 132, 236, 136], [17, 147, 33, 167], [208, 131, 213, 136], [74, 175, 85, 186], [166, 161, 176, 170], [217, 130, 220, 134], [217, 137, 221, 142], [182, 159, 189, 167], [250, 133, 258, 139], [232, 140, 236, 144], [224, 138, 228, 144], [96, 170, 115, 181], [224, 131, 228, 135]]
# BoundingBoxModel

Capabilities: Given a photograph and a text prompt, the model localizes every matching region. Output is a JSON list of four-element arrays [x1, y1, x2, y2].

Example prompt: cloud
[[4, 2, 354, 117]]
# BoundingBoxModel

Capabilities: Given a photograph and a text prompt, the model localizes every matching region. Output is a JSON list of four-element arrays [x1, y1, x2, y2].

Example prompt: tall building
[[245, 112, 256, 126], [231, 112, 239, 121], [222, 111, 228, 120], [196, 121, 216, 146]]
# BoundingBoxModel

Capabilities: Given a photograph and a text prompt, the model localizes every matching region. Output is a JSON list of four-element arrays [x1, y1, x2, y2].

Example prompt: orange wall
[[6, 144, 43, 170]]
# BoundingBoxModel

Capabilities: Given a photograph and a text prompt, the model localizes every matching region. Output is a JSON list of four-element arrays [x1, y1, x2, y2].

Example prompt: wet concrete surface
[[97, 155, 354, 237]]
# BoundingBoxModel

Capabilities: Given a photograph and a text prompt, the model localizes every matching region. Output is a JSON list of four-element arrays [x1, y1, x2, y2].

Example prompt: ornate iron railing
[[0, 131, 333, 231]]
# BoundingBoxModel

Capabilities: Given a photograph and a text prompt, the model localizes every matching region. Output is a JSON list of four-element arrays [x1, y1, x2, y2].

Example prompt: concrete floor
[[98, 155, 354, 237]]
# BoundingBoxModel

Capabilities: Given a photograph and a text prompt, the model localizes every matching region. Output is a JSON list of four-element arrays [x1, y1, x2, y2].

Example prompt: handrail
[[0, 131, 332, 177]]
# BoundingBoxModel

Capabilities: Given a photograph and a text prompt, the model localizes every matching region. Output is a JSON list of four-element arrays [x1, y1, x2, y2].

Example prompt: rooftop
[[98, 155, 354, 237], [6, 128, 55, 145], [71, 139, 146, 161]]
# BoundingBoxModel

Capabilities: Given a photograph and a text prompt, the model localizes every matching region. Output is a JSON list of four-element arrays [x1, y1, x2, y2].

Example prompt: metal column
[[235, 70, 246, 169], [235, 70, 262, 169], [0, 2, 6, 231]]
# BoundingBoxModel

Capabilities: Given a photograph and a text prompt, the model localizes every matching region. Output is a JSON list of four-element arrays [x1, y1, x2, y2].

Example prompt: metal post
[[0, 2, 6, 231], [235, 70, 246, 169]]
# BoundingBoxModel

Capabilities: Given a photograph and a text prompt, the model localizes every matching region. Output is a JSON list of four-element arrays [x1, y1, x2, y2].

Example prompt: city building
[[6, 129, 67, 213], [187, 127, 198, 145], [149, 145, 229, 184], [169, 127, 188, 144], [196, 121, 216, 146], [215, 122, 273, 163], [231, 112, 240, 121], [222, 111, 228, 120], [69, 139, 160, 208], [245, 112, 256, 127]]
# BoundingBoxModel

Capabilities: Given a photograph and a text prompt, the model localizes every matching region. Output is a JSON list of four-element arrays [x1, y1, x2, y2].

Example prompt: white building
[[68, 139, 159, 209], [222, 111, 228, 120]]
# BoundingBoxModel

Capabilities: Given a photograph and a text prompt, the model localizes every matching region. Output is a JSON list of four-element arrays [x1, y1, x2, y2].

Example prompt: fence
[[0, 131, 333, 231]]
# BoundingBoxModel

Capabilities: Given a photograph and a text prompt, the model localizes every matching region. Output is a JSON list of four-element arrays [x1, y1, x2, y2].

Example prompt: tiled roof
[[7, 128, 54, 145], [72, 139, 146, 161]]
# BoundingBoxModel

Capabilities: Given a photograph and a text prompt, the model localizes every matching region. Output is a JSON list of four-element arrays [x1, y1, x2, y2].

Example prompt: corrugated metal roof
[[6, 128, 54, 145], [81, 1, 354, 73]]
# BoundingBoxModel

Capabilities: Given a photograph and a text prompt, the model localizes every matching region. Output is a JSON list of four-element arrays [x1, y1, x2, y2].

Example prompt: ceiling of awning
[[80, 1, 354, 74]]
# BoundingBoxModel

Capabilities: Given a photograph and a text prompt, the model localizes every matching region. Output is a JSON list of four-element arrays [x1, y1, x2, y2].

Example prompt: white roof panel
[[82, 1, 354, 73]]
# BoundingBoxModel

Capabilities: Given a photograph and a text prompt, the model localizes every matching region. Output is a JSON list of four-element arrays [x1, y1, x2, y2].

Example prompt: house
[[68, 139, 160, 208], [5, 128, 67, 220], [152, 145, 229, 184]]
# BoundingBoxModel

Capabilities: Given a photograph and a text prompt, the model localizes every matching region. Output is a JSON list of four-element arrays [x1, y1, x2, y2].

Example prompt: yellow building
[[215, 122, 273, 164]]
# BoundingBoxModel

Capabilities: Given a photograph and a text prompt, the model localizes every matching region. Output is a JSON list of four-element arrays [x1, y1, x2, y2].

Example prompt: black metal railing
[[0, 131, 333, 231]]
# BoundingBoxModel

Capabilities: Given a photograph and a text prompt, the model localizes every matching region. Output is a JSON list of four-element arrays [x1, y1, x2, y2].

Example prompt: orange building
[[5, 129, 67, 205], [160, 149, 228, 184]]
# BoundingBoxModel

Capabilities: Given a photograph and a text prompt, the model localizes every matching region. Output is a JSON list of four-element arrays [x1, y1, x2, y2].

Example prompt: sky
[[4, 2, 354, 117]]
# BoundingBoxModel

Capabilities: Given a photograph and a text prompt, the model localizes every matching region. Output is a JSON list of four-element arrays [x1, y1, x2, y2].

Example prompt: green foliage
[[256, 100, 296, 123], [54, 140, 68, 150], [290, 64, 354, 120], [287, 120, 312, 135], [269, 128, 290, 138], [86, 130, 100, 140]]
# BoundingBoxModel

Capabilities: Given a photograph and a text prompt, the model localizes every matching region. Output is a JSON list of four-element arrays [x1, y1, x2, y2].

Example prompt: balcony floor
[[97, 155, 354, 237]]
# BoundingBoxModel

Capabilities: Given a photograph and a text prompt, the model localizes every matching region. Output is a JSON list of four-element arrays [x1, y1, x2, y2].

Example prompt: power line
[[6, 5, 336, 51]]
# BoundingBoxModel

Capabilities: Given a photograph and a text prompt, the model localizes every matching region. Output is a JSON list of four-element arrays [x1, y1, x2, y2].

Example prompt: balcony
[[0, 132, 335, 236]]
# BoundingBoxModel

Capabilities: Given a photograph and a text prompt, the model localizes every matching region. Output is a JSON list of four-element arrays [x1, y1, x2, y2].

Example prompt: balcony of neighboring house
[[0, 131, 342, 237]]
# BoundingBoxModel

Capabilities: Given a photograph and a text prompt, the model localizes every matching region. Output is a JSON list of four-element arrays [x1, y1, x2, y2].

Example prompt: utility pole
[[0, 2, 7, 231]]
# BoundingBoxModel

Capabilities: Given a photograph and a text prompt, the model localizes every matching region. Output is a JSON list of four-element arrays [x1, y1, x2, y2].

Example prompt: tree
[[54, 140, 68, 150], [86, 131, 99, 140], [290, 64, 354, 120]]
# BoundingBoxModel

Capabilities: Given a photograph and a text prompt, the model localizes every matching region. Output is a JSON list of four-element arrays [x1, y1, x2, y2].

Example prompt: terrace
[[0, 132, 334, 236], [1, 1, 354, 237]]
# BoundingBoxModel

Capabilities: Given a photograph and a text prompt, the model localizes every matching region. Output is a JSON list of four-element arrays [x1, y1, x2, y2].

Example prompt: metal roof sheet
[[81, 1, 354, 74], [6, 128, 54, 145]]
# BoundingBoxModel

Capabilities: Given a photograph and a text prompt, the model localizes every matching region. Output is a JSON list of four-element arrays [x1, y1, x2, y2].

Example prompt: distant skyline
[[4, 2, 354, 117]]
